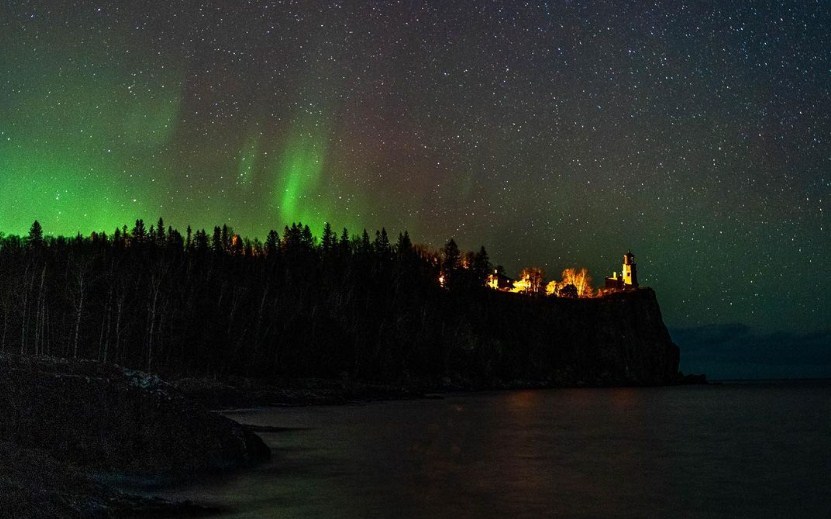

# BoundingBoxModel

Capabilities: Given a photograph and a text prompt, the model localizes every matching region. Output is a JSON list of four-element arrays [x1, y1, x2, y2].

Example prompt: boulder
[[0, 354, 270, 474]]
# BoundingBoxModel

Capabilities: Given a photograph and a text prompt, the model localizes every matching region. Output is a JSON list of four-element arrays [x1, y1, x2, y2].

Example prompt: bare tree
[[33, 266, 46, 355], [513, 267, 546, 295], [146, 272, 163, 372], [112, 280, 128, 364], [69, 258, 89, 359], [19, 264, 35, 355]]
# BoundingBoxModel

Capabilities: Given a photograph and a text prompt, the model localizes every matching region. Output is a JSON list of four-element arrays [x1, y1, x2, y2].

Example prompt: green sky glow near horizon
[[1, 2, 828, 334], [0, 8, 183, 236], [0, 14, 366, 242]]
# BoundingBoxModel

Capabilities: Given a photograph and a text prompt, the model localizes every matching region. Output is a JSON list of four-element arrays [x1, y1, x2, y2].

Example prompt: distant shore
[[173, 370, 708, 411]]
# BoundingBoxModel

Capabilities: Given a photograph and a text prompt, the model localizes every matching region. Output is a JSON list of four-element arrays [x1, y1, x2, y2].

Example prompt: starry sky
[[1, 1, 828, 339]]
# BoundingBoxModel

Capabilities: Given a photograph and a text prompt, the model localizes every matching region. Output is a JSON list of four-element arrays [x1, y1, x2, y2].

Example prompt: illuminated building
[[605, 251, 639, 290]]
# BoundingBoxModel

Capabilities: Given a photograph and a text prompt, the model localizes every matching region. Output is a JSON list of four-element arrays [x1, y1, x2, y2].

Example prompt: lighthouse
[[621, 250, 638, 288], [604, 250, 640, 290]]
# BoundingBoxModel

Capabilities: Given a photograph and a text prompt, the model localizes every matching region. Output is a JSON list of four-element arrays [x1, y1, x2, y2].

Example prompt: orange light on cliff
[[545, 268, 594, 298], [511, 275, 531, 294], [511, 267, 544, 294]]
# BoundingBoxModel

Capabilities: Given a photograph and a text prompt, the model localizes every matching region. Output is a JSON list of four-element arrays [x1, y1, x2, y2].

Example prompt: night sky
[[1, 2, 828, 345]]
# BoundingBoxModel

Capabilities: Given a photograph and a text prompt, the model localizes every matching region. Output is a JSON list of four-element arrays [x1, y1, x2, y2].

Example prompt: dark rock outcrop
[[0, 442, 217, 518], [545, 288, 681, 386], [441, 287, 681, 388], [0, 355, 270, 474], [0, 441, 105, 519], [177, 288, 683, 403]]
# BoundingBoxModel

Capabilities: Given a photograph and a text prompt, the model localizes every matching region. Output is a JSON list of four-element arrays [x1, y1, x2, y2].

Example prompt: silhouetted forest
[[0, 219, 678, 386], [0, 219, 496, 381]]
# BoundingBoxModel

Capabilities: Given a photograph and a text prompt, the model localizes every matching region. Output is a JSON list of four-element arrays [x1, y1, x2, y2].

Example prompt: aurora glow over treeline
[[1, 2, 828, 336]]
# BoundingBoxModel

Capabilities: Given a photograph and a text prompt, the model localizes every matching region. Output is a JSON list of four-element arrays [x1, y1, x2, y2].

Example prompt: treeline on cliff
[[0, 220, 679, 386]]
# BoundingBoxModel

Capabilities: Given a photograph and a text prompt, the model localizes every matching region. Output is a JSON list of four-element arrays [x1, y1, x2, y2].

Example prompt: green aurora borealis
[[1, 2, 829, 337], [0, 7, 366, 238], [1, 15, 181, 233]]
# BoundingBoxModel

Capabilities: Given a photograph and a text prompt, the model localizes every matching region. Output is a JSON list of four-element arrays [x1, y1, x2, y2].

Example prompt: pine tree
[[133, 219, 146, 243], [212, 226, 223, 254], [396, 230, 412, 256], [156, 217, 166, 245], [265, 230, 280, 256], [195, 229, 209, 252], [360, 229, 371, 255], [221, 224, 230, 252], [339, 228, 351, 256], [185, 225, 193, 251], [27, 220, 43, 248], [374, 227, 391, 256], [321, 222, 334, 255], [472, 246, 491, 285], [301, 224, 314, 249], [442, 238, 460, 272]]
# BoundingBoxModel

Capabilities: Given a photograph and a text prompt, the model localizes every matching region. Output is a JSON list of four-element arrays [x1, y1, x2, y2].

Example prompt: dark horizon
[[5, 218, 830, 381]]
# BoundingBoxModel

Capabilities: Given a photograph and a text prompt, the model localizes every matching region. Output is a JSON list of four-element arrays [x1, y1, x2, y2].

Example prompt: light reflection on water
[[150, 383, 831, 518]]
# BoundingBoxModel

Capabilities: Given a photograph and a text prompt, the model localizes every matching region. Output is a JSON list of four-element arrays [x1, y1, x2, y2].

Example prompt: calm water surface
[[154, 382, 831, 518]]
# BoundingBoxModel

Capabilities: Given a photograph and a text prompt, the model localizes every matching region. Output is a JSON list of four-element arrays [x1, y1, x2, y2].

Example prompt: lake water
[[153, 382, 831, 518]]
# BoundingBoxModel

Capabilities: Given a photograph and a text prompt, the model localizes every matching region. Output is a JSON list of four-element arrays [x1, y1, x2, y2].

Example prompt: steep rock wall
[[447, 288, 680, 387], [546, 288, 681, 386]]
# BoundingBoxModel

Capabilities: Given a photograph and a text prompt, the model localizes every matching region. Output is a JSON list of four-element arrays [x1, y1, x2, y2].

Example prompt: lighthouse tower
[[622, 250, 638, 288]]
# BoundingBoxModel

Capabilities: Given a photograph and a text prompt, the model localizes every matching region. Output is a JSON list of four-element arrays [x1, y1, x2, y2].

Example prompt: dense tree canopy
[[0, 218, 666, 387], [0, 220, 516, 383]]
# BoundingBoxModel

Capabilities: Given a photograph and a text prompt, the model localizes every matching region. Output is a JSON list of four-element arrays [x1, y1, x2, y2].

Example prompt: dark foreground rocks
[[0, 441, 112, 519], [0, 442, 218, 519], [0, 354, 270, 517]]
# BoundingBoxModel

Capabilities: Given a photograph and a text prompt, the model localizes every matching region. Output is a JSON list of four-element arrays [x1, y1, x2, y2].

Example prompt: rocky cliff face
[[444, 287, 680, 388], [545, 288, 681, 386]]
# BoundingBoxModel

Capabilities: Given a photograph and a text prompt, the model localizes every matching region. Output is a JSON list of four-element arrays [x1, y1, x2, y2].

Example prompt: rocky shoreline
[[172, 367, 706, 413], [0, 441, 220, 518], [0, 354, 269, 518], [0, 349, 702, 517]]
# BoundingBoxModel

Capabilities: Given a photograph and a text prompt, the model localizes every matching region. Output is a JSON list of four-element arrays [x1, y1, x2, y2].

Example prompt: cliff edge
[[439, 287, 681, 388], [547, 288, 680, 386]]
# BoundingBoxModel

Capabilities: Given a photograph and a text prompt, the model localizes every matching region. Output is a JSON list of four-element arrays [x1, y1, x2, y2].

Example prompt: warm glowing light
[[604, 251, 639, 292], [485, 266, 597, 298], [510, 267, 544, 294], [511, 275, 531, 293], [546, 268, 594, 298]]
